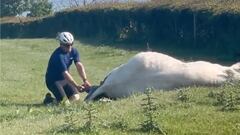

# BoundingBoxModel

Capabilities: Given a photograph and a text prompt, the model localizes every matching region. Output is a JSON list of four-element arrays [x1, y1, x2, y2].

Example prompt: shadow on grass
[[49, 125, 162, 135], [117, 127, 165, 135], [77, 37, 238, 65], [0, 113, 26, 123], [0, 100, 44, 108], [0, 101, 45, 123], [49, 125, 99, 135], [77, 37, 145, 51]]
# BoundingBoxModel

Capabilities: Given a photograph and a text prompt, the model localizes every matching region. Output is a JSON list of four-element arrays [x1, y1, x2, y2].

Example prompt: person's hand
[[76, 85, 85, 93], [83, 80, 91, 88], [81, 80, 91, 92]]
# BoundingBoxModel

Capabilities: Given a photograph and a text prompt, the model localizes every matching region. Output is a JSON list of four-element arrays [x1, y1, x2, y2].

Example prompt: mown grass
[[0, 39, 240, 135]]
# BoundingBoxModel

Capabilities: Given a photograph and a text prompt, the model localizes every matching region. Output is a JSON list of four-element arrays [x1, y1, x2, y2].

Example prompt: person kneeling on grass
[[44, 32, 91, 105]]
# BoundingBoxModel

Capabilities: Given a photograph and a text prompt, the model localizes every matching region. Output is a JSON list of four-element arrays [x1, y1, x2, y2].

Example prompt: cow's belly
[[104, 71, 195, 98]]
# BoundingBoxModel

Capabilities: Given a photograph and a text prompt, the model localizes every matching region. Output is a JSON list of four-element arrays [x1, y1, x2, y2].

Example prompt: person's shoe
[[43, 93, 55, 105]]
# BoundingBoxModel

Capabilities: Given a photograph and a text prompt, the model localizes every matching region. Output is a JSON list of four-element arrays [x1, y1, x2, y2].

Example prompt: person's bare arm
[[63, 71, 83, 91], [75, 62, 91, 86]]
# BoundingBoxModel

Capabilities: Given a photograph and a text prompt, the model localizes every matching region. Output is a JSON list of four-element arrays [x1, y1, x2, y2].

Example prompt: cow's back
[[85, 52, 239, 101], [94, 52, 187, 98]]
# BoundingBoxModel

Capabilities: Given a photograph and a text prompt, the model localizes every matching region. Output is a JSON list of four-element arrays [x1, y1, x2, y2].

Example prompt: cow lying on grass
[[85, 52, 240, 101]]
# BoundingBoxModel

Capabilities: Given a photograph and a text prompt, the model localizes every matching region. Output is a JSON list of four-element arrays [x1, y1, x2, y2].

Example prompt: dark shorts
[[46, 82, 78, 102]]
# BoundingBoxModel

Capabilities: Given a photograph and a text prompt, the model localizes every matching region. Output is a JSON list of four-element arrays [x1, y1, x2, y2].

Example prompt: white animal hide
[[85, 52, 240, 101]]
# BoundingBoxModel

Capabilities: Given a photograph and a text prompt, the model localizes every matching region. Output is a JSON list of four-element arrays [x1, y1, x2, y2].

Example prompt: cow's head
[[84, 85, 112, 102]]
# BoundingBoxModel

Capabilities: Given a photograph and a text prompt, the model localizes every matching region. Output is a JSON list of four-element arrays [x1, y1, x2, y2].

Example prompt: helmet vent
[[58, 32, 74, 44]]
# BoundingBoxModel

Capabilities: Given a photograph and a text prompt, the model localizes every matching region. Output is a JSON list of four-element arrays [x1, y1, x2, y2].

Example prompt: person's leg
[[47, 80, 80, 103], [64, 83, 80, 102], [54, 80, 80, 102], [54, 80, 68, 100], [47, 82, 65, 102]]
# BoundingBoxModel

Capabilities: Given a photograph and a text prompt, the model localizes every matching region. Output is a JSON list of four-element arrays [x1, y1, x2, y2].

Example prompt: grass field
[[0, 39, 240, 135]]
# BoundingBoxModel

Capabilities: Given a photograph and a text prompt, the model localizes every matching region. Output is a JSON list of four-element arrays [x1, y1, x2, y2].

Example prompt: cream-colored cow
[[85, 52, 240, 101]]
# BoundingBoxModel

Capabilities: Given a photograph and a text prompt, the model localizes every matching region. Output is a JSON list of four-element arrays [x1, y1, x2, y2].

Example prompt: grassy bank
[[1, 1, 240, 62], [0, 39, 240, 135]]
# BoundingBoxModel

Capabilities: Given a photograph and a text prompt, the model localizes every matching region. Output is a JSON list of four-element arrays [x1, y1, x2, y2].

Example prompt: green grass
[[0, 39, 240, 135]]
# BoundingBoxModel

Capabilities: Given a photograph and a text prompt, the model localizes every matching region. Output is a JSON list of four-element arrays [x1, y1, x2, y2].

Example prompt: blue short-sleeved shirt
[[45, 47, 80, 84]]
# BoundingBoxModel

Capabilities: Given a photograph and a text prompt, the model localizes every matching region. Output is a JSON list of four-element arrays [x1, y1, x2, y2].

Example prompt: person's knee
[[69, 93, 80, 101]]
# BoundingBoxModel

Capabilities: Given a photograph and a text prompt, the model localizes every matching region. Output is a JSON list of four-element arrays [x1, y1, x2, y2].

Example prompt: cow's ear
[[231, 62, 240, 73], [224, 69, 234, 79]]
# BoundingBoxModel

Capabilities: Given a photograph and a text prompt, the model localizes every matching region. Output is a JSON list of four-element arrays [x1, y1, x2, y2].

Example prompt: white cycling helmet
[[57, 32, 74, 44]]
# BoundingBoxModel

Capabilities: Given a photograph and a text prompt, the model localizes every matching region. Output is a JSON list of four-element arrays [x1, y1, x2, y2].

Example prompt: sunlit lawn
[[0, 39, 239, 135]]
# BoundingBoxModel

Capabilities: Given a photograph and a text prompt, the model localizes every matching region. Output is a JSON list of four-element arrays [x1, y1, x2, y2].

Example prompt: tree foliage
[[0, 0, 27, 17], [28, 0, 53, 17], [0, 0, 52, 17]]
